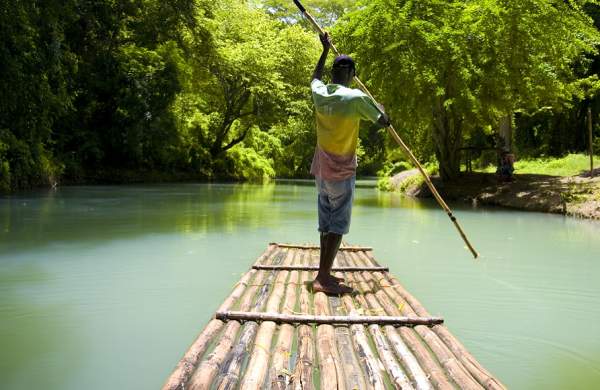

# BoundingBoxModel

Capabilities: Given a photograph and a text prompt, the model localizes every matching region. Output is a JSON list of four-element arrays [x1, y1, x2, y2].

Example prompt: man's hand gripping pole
[[293, 0, 479, 258]]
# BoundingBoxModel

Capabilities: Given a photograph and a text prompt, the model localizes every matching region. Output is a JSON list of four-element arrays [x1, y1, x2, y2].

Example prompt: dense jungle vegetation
[[1, 0, 600, 191]]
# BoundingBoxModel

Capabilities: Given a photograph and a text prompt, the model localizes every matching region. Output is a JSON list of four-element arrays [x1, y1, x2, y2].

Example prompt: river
[[1, 182, 599, 389]]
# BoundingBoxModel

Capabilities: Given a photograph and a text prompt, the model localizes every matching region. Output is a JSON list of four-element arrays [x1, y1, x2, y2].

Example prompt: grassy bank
[[476, 153, 599, 177]]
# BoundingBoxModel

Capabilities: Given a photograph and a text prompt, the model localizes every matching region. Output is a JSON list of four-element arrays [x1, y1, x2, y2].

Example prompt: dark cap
[[333, 55, 355, 71]]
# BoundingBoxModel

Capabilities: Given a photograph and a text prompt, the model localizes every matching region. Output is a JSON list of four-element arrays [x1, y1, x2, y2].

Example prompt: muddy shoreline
[[390, 170, 600, 220]]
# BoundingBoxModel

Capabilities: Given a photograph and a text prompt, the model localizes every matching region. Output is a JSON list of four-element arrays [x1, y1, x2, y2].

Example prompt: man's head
[[331, 55, 355, 86]]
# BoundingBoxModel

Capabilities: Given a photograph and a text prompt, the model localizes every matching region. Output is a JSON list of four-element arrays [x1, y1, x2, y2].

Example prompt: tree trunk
[[432, 99, 462, 181], [498, 114, 512, 152]]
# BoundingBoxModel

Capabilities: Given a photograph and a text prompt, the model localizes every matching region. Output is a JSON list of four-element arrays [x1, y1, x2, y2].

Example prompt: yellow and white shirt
[[310, 78, 382, 180]]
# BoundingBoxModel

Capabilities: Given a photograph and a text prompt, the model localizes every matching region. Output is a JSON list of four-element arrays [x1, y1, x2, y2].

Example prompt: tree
[[180, 0, 318, 178], [335, 0, 600, 180]]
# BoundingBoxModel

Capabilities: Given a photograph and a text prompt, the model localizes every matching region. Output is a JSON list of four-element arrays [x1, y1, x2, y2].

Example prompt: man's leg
[[318, 231, 344, 283]]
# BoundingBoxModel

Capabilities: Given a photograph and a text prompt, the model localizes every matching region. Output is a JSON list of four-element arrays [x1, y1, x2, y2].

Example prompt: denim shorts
[[315, 176, 355, 235]]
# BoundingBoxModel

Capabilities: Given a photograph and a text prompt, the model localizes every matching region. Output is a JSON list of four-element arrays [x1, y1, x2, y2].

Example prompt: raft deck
[[163, 243, 505, 390]]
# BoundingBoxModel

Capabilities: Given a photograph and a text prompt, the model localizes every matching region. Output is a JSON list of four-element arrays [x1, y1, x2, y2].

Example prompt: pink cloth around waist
[[310, 146, 357, 181]]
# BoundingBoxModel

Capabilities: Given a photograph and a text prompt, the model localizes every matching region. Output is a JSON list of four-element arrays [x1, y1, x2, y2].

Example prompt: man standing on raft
[[311, 33, 390, 295]]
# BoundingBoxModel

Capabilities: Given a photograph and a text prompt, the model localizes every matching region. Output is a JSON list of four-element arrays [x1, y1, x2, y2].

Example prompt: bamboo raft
[[163, 243, 505, 390]]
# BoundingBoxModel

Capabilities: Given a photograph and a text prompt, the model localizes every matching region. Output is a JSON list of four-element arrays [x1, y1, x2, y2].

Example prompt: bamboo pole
[[252, 265, 388, 272], [239, 249, 297, 389], [347, 254, 454, 389], [161, 269, 255, 390], [215, 311, 443, 326], [354, 254, 484, 389], [313, 249, 346, 390], [271, 242, 372, 251], [329, 295, 369, 390], [338, 252, 417, 390], [331, 261, 399, 389], [293, 0, 479, 259], [362, 250, 506, 390], [291, 268, 316, 390], [343, 252, 433, 390], [162, 246, 277, 390], [269, 262, 301, 389], [186, 270, 270, 389], [213, 248, 291, 390]]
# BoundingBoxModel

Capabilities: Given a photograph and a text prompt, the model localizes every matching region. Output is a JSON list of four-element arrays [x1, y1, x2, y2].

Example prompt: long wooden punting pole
[[293, 0, 479, 258], [359, 251, 507, 390], [215, 310, 443, 326], [161, 245, 277, 390]]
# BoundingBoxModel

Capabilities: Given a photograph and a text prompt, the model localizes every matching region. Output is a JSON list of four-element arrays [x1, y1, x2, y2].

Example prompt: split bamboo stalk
[[362, 251, 506, 390], [162, 246, 277, 390], [291, 268, 316, 390], [330, 282, 389, 389], [239, 249, 297, 389], [342, 252, 432, 390], [313, 249, 346, 390], [349, 253, 455, 389], [252, 265, 388, 272], [271, 242, 372, 251], [337, 253, 415, 390], [186, 268, 271, 390], [270, 264, 301, 389], [353, 254, 483, 389], [213, 248, 291, 389], [329, 295, 369, 390]]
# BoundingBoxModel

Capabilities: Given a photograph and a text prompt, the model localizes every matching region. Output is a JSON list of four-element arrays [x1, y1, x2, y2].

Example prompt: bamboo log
[[252, 265, 389, 272], [354, 254, 483, 389], [270, 265, 300, 389], [343, 252, 432, 390], [361, 251, 504, 388], [337, 253, 414, 390], [214, 248, 290, 390], [270, 242, 372, 251], [215, 311, 443, 326], [333, 290, 388, 389], [187, 269, 269, 390], [162, 269, 257, 390], [313, 248, 346, 390], [239, 249, 297, 389], [349, 252, 454, 389], [329, 295, 369, 390], [362, 251, 506, 390], [162, 246, 277, 390], [291, 269, 315, 390]]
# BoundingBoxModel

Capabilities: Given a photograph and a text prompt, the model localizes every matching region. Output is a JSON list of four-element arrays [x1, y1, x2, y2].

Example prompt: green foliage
[[476, 153, 599, 176], [335, 0, 600, 180]]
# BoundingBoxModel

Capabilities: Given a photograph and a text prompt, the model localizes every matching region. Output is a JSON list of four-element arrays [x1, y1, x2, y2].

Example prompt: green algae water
[[1, 183, 599, 389]]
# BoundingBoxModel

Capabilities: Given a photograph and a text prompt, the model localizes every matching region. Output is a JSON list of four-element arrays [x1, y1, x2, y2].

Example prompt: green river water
[[1, 182, 599, 389]]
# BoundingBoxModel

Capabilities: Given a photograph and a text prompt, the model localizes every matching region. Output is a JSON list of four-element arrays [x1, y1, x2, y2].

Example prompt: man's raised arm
[[312, 33, 331, 81]]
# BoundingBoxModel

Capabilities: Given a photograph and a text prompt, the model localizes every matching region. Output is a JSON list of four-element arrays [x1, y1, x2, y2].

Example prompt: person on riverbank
[[310, 33, 390, 295]]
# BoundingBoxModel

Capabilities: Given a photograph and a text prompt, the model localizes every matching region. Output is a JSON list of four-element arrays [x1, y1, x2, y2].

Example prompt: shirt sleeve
[[311, 79, 326, 95], [354, 93, 382, 123]]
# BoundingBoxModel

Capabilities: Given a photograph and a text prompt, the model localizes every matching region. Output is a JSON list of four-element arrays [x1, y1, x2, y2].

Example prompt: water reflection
[[1, 182, 599, 389]]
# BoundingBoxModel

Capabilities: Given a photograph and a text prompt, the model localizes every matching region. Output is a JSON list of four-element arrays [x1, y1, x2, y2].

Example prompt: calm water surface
[[1, 183, 599, 389]]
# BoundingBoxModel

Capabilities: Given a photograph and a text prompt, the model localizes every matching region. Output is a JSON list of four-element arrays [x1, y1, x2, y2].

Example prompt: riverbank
[[387, 169, 600, 220]]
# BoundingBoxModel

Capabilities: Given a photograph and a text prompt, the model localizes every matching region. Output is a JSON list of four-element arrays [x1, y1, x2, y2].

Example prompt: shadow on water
[[0, 265, 79, 389]]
